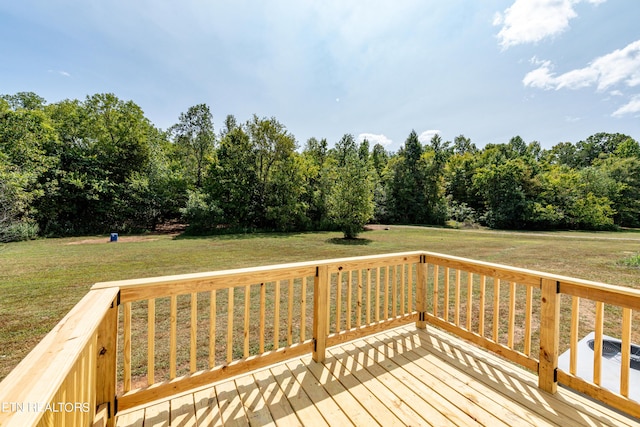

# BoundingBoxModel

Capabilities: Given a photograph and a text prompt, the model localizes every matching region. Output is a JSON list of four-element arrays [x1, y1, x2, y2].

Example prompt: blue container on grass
[[110, 233, 118, 242]]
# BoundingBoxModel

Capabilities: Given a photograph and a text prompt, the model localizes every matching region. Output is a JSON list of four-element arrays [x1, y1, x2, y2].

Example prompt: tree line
[[1, 91, 639, 242]]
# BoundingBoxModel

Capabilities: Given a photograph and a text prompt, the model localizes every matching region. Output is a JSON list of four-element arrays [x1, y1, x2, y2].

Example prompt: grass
[[2, 226, 640, 381], [619, 253, 640, 268]]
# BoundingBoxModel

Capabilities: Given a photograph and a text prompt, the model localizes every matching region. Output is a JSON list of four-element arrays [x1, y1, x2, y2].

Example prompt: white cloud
[[612, 95, 640, 117], [358, 133, 392, 146], [523, 39, 640, 91], [48, 69, 71, 77], [494, 0, 606, 49], [418, 130, 440, 143]]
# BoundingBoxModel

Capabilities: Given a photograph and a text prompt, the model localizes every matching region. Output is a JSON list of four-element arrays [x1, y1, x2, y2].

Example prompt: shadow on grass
[[326, 237, 372, 246]]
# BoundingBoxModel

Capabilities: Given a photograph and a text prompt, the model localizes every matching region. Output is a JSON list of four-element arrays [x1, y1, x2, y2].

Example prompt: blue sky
[[1, 0, 638, 151]]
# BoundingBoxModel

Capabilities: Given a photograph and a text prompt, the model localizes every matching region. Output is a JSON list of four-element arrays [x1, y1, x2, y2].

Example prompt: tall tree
[[171, 104, 215, 188], [246, 115, 301, 229], [387, 130, 429, 223], [328, 134, 374, 238], [302, 137, 331, 228], [208, 120, 258, 228]]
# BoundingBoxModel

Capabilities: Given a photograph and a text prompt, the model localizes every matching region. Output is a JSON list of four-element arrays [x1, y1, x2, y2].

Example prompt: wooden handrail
[[0, 288, 119, 427]]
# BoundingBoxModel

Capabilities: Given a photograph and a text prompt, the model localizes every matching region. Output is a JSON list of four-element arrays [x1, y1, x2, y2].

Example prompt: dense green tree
[[246, 115, 303, 230], [171, 103, 215, 188], [614, 138, 640, 159], [594, 157, 640, 227], [452, 134, 476, 155], [0, 153, 39, 241], [387, 130, 427, 223], [37, 94, 157, 234], [445, 151, 479, 211], [207, 119, 258, 229], [543, 141, 579, 167], [422, 134, 450, 224], [473, 157, 533, 229], [370, 143, 390, 222], [1, 92, 46, 111], [333, 133, 358, 167], [327, 134, 374, 238], [302, 137, 332, 228], [575, 132, 634, 167], [371, 143, 389, 178], [0, 100, 59, 236]]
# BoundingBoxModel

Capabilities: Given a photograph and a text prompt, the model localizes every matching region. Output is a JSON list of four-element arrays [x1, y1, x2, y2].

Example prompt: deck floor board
[[116, 325, 640, 427]]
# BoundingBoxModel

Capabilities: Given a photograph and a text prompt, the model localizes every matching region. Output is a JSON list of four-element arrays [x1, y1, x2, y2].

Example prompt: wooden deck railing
[[555, 274, 640, 414], [0, 287, 119, 427], [1, 251, 639, 426]]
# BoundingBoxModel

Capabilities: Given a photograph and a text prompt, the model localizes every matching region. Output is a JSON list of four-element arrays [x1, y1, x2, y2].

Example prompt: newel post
[[95, 291, 119, 426], [313, 265, 329, 362], [416, 254, 427, 329], [539, 278, 560, 394]]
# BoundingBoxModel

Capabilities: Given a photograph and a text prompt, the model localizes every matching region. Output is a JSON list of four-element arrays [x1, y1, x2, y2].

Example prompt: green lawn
[[1, 226, 639, 380]]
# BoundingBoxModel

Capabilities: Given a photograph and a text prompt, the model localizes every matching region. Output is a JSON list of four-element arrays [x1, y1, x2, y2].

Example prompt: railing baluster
[[170, 295, 177, 379], [621, 308, 632, 397], [148, 298, 155, 385], [336, 271, 342, 332], [227, 287, 234, 363], [408, 263, 413, 314], [508, 282, 516, 349], [454, 270, 460, 326], [259, 283, 266, 353], [443, 267, 450, 322], [400, 264, 406, 315], [594, 301, 604, 386], [466, 273, 473, 331], [524, 285, 533, 356], [274, 281, 280, 349], [570, 296, 580, 374], [384, 267, 389, 320], [326, 275, 331, 333], [356, 270, 362, 328], [209, 290, 216, 368], [288, 279, 294, 346], [300, 278, 307, 342], [479, 275, 486, 336], [366, 269, 371, 325], [392, 266, 397, 318], [433, 265, 439, 317], [347, 271, 352, 330], [493, 277, 500, 342], [244, 285, 251, 358], [416, 257, 427, 329], [191, 292, 198, 373], [375, 267, 380, 322], [124, 301, 132, 391]]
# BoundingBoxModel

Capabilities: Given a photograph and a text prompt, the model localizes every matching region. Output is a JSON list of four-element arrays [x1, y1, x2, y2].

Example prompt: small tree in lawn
[[328, 134, 374, 239]]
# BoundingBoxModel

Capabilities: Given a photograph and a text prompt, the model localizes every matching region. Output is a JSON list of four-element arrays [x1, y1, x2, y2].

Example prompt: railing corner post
[[416, 255, 427, 329], [95, 291, 119, 426], [539, 278, 560, 394], [313, 265, 328, 363]]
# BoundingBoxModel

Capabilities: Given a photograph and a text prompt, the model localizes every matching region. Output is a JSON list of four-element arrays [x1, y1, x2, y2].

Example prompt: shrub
[[0, 220, 39, 243]]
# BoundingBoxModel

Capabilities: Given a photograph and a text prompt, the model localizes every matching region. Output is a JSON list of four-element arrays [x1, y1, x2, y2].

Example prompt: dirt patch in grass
[[66, 236, 161, 245]]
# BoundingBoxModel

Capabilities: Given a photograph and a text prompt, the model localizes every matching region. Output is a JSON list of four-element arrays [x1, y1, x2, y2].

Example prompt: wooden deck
[[114, 325, 639, 427]]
